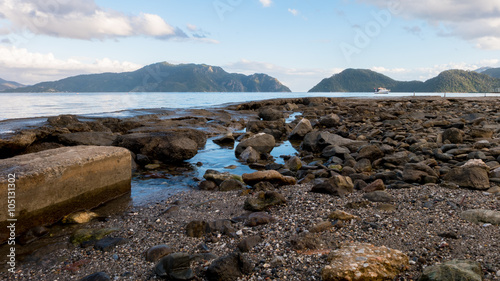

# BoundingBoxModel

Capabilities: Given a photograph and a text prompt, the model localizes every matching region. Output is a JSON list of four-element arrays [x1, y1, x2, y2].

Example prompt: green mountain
[[309, 69, 500, 93], [482, 67, 500, 78], [6, 62, 291, 93], [0, 78, 24, 91]]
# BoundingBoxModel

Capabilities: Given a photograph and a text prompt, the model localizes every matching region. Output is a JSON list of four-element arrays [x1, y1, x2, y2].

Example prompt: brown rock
[[328, 210, 359, 221], [322, 243, 409, 281], [309, 221, 333, 233], [242, 170, 296, 186], [362, 179, 385, 193]]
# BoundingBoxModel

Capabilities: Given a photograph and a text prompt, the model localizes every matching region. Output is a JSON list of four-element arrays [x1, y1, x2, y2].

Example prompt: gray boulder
[[418, 260, 482, 281], [289, 118, 312, 139], [235, 133, 275, 157]]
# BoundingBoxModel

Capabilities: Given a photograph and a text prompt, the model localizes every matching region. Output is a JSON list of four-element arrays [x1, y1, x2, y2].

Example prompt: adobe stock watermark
[[213, 0, 243, 21], [6, 173, 17, 274], [339, 0, 402, 63]]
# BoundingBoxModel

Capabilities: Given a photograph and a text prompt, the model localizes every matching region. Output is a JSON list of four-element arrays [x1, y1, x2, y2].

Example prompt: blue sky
[[1, 0, 500, 91]]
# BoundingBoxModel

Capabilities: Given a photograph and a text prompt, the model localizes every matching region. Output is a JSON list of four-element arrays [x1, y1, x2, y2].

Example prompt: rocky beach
[[1, 96, 500, 280]]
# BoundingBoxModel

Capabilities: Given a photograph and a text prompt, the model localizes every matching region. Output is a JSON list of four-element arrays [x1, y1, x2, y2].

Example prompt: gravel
[[2, 183, 499, 280]]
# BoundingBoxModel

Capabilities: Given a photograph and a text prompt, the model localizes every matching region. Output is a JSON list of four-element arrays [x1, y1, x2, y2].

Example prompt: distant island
[[0, 78, 24, 91], [5, 62, 291, 93], [4, 64, 500, 93], [309, 68, 500, 93]]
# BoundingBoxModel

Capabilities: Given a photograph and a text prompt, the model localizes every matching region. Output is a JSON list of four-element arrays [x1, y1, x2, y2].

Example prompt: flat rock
[[243, 191, 286, 211], [322, 242, 409, 281], [418, 260, 483, 281], [242, 170, 296, 186], [362, 191, 394, 203], [235, 133, 276, 156], [460, 209, 500, 225], [0, 146, 131, 243]]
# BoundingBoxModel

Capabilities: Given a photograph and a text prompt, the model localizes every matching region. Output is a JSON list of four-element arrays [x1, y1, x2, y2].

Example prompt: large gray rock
[[319, 113, 341, 127], [460, 209, 500, 225], [258, 108, 284, 121], [235, 133, 276, 157], [57, 132, 117, 146], [302, 131, 366, 153], [114, 129, 206, 162], [311, 176, 354, 197], [206, 252, 253, 281], [442, 127, 464, 144], [0, 146, 131, 243], [418, 260, 483, 281], [0, 130, 38, 158], [154, 253, 194, 280], [403, 162, 439, 184], [289, 118, 313, 139], [443, 160, 490, 190]]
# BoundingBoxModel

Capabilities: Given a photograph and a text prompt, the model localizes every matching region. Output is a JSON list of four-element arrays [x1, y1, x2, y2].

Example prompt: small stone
[[419, 259, 483, 281], [309, 220, 333, 233], [362, 191, 394, 203], [237, 235, 262, 252], [154, 253, 194, 281], [362, 179, 385, 193], [145, 164, 161, 170], [328, 210, 358, 220], [62, 211, 98, 224], [146, 245, 174, 262], [79, 272, 111, 281], [94, 237, 127, 252]]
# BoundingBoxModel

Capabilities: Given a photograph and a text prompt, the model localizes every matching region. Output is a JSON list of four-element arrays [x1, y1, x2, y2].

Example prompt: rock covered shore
[[1, 97, 500, 280]]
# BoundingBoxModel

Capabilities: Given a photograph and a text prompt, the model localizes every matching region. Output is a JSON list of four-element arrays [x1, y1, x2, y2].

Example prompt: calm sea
[[2, 91, 500, 121]]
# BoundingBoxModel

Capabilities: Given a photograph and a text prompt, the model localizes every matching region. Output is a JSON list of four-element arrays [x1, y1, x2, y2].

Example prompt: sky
[[0, 0, 500, 92]]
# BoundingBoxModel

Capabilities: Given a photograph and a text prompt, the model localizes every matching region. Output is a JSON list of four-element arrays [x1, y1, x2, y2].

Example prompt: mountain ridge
[[6, 62, 291, 93], [309, 68, 500, 93], [0, 78, 24, 91]]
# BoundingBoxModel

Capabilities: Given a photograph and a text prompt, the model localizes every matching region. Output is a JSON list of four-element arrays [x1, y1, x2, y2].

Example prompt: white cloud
[[0, 46, 142, 84], [358, 0, 500, 49], [0, 0, 186, 40], [288, 8, 299, 16], [259, 0, 272, 7]]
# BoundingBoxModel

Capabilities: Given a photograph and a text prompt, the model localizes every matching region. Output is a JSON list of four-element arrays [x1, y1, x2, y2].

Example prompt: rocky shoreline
[[1, 96, 500, 280]]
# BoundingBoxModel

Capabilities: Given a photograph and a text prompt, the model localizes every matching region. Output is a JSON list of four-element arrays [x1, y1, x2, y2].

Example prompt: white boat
[[375, 87, 390, 94]]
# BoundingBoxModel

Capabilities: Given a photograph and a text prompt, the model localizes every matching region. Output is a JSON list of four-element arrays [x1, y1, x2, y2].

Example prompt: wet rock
[[57, 132, 117, 146], [237, 235, 262, 252], [17, 226, 49, 245], [321, 145, 350, 158], [219, 179, 245, 191], [362, 179, 385, 193], [94, 237, 128, 252], [418, 260, 483, 281], [243, 191, 286, 211], [62, 211, 98, 224], [154, 253, 194, 280], [213, 134, 235, 146], [310, 175, 354, 196], [114, 129, 206, 162], [258, 107, 284, 121], [322, 243, 409, 281], [460, 209, 500, 225], [203, 170, 242, 186], [357, 144, 384, 161], [239, 146, 260, 163], [319, 113, 341, 127], [253, 181, 275, 191], [442, 128, 464, 144], [242, 170, 296, 186], [206, 252, 253, 281], [70, 228, 119, 246], [235, 133, 276, 157], [136, 154, 151, 166], [285, 156, 302, 171], [0, 130, 38, 158], [48, 115, 90, 132], [246, 120, 287, 139], [244, 212, 275, 227], [289, 118, 313, 139], [146, 245, 175, 262], [198, 180, 218, 191], [79, 272, 110, 281], [443, 160, 490, 190], [302, 131, 366, 153], [362, 190, 394, 203]]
